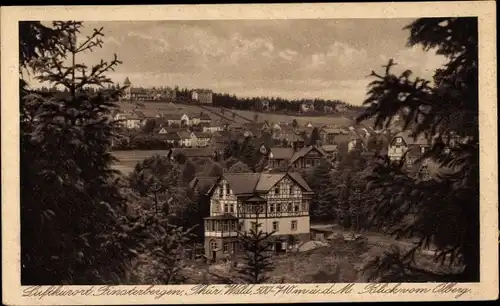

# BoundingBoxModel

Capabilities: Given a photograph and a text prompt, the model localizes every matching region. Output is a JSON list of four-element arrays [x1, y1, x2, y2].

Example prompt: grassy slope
[[117, 101, 359, 126]]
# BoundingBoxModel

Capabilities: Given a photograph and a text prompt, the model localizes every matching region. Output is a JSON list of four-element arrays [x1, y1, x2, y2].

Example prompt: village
[[17, 17, 480, 288], [109, 76, 455, 274]]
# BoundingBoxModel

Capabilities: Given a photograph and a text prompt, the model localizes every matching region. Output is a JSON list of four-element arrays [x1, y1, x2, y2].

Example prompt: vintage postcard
[[1, 1, 498, 304]]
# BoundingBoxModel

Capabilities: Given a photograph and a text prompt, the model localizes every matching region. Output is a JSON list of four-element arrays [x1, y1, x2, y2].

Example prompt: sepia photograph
[[2, 2, 498, 304]]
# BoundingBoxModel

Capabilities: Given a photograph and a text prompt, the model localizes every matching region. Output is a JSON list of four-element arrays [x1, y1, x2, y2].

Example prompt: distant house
[[288, 146, 328, 169], [321, 144, 338, 161], [388, 130, 431, 166], [114, 112, 142, 129], [180, 113, 192, 126], [260, 99, 270, 110], [321, 127, 343, 144], [161, 132, 181, 146], [191, 89, 213, 105], [335, 104, 347, 113], [192, 132, 212, 147], [203, 124, 224, 133], [267, 145, 329, 170], [177, 131, 192, 147], [267, 148, 295, 169], [165, 114, 182, 126], [300, 100, 315, 113], [157, 126, 169, 134]]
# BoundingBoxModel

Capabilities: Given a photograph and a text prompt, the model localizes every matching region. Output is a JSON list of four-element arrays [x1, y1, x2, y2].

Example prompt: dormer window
[[275, 186, 280, 195], [225, 183, 230, 195]]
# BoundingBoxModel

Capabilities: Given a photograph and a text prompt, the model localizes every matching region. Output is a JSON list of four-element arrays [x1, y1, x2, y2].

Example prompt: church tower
[[123, 77, 132, 100]]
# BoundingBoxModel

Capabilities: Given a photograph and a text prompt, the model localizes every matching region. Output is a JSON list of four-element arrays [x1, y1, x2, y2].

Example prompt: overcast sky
[[42, 19, 447, 105]]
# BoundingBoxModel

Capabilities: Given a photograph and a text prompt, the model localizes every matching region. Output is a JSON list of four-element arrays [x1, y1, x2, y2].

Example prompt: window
[[272, 221, 279, 231], [269, 203, 275, 213], [230, 220, 236, 231], [294, 203, 300, 213], [219, 187, 223, 198], [224, 204, 229, 213], [223, 243, 229, 253], [210, 240, 218, 250], [239, 222, 244, 231], [276, 203, 281, 213], [223, 221, 229, 232], [289, 186, 294, 194], [421, 146, 426, 154], [291, 220, 298, 231], [230, 204, 234, 213], [225, 184, 231, 195], [287, 203, 292, 212], [275, 186, 280, 195]]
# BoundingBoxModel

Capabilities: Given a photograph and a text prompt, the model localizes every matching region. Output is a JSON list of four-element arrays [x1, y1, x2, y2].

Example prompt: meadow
[[112, 150, 171, 175], [117, 101, 360, 127]]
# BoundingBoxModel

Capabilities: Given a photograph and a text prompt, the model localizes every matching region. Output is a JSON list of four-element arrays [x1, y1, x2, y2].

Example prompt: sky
[[36, 19, 447, 105]]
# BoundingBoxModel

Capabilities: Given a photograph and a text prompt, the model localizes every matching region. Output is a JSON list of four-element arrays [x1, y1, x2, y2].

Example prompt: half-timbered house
[[203, 172, 313, 260]]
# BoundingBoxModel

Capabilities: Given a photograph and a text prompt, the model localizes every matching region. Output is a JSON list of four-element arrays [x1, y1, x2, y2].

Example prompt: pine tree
[[309, 127, 321, 146], [19, 21, 139, 284], [236, 222, 276, 284], [309, 158, 335, 222], [357, 18, 479, 282]]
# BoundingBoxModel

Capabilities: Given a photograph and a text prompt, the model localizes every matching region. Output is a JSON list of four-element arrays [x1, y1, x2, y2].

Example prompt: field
[[117, 101, 359, 127], [224, 108, 356, 127], [112, 150, 170, 175]]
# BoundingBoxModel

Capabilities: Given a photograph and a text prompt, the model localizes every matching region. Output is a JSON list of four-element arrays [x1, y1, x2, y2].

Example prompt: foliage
[[112, 133, 176, 150], [141, 119, 157, 134], [309, 127, 321, 146], [19, 21, 142, 284], [129, 155, 181, 198], [182, 161, 197, 183], [120, 210, 197, 284], [356, 17, 479, 281], [236, 222, 276, 284], [213, 92, 356, 114], [226, 161, 253, 173], [308, 159, 336, 221]]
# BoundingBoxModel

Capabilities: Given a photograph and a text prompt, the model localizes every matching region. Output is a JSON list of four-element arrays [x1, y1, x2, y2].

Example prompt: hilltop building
[[204, 172, 313, 260], [191, 89, 213, 105]]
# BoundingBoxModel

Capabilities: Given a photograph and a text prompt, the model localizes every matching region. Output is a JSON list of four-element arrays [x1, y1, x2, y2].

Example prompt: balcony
[[204, 215, 240, 237]]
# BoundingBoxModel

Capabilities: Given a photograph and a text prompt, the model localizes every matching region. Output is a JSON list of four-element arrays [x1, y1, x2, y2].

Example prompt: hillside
[[117, 101, 366, 127]]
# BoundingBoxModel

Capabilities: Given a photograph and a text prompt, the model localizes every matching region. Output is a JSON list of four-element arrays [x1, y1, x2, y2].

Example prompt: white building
[[203, 172, 313, 260]]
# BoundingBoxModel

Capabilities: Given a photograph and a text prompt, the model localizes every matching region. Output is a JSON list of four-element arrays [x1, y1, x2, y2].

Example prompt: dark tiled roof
[[269, 148, 294, 160], [193, 132, 212, 139], [289, 145, 327, 165], [222, 173, 262, 195], [189, 176, 218, 193], [177, 131, 191, 139], [200, 113, 212, 120], [255, 173, 287, 192], [391, 130, 431, 146], [287, 172, 313, 192]]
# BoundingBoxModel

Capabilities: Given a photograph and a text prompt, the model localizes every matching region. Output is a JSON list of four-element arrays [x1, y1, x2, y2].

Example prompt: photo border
[[1, 1, 498, 304]]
